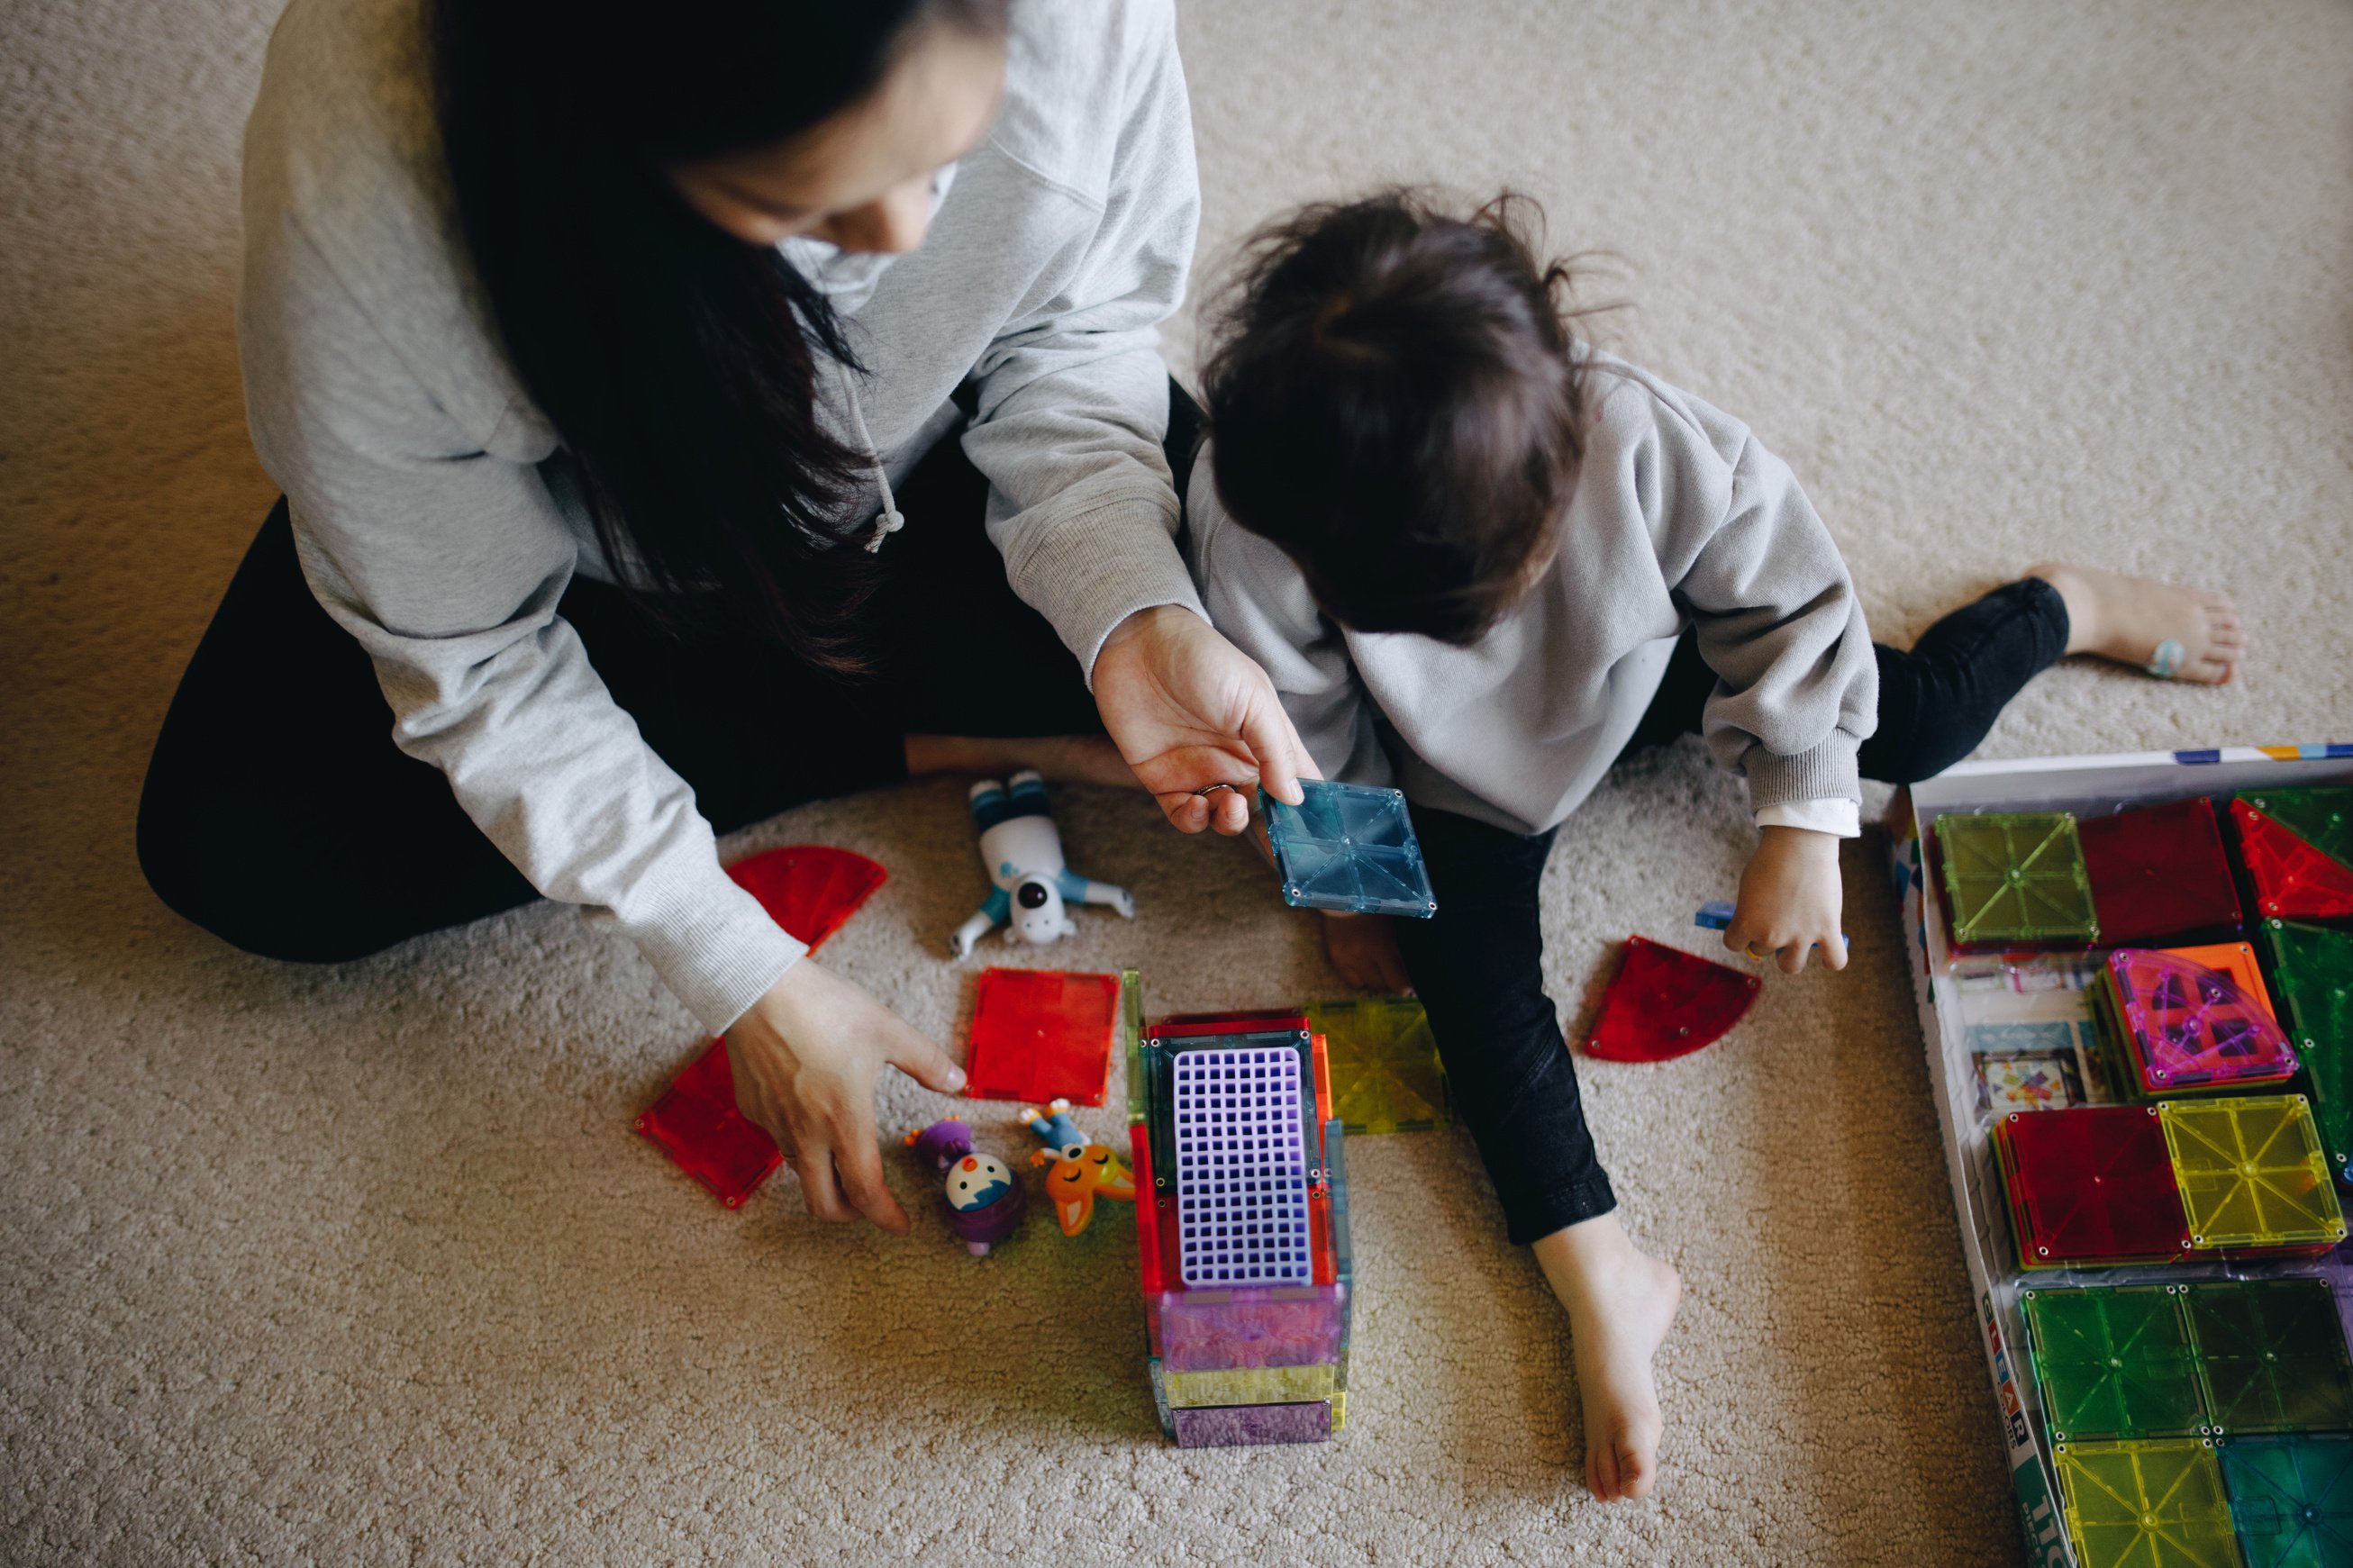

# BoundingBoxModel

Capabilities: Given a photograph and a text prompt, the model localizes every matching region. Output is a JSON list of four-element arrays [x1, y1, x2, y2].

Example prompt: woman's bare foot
[[2027, 563, 2246, 684], [1531, 1214, 1682, 1503], [904, 733, 1140, 789], [1319, 910, 1413, 993]]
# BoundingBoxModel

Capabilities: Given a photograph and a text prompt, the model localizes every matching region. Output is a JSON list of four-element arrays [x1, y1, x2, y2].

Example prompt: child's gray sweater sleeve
[[960, 0, 1208, 681], [1638, 385, 1879, 809], [238, 221, 804, 1037]]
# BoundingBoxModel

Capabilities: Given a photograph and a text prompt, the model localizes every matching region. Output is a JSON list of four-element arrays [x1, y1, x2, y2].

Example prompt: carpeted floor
[[5, 1, 2349, 1562]]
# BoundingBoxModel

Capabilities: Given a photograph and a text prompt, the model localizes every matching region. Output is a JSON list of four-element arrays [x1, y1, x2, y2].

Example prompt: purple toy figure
[[903, 1119, 1028, 1256]]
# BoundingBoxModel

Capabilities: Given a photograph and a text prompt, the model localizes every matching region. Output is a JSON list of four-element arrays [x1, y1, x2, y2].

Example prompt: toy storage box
[[1895, 745, 2353, 1568]]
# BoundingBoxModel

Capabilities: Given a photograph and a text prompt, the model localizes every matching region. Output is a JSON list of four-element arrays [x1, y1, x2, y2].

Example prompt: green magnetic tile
[[1122, 967, 1146, 1127], [2221, 1435, 2353, 1568], [2025, 1287, 2206, 1441], [1162, 1362, 1338, 1409], [2056, 1441, 2244, 1568], [1147, 1355, 1174, 1438], [1938, 811, 2102, 945], [2161, 1097, 2348, 1250], [2185, 1281, 2353, 1436], [2094, 980, 2146, 1105], [1307, 998, 1450, 1134], [2265, 921, 2353, 1172], [2247, 791, 2353, 877]]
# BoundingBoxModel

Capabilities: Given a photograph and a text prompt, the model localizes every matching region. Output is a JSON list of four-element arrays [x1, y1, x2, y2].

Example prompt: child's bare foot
[[2028, 563, 2246, 684], [1319, 910, 1413, 993], [1532, 1214, 1682, 1503], [905, 733, 1140, 789]]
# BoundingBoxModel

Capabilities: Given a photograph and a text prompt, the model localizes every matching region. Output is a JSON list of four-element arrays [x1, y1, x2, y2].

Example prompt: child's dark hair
[[1201, 190, 1592, 645]]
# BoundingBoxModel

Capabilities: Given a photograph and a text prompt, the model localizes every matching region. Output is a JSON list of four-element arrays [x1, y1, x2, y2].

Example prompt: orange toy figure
[[1021, 1098, 1136, 1237]]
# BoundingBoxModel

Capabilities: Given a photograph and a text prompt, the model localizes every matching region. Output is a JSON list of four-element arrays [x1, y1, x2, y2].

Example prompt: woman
[[138, 0, 1307, 1233]]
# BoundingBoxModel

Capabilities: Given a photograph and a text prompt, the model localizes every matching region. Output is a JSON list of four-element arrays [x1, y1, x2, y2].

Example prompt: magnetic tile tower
[[1127, 988, 1351, 1447]]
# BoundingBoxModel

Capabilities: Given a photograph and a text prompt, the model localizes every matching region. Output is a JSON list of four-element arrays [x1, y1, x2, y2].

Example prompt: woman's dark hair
[[433, 0, 1008, 671], [1201, 189, 1594, 646]]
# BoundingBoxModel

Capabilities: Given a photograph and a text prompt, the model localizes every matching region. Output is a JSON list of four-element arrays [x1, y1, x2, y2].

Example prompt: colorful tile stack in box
[[1928, 785, 2353, 1566], [1127, 994, 1350, 1447]]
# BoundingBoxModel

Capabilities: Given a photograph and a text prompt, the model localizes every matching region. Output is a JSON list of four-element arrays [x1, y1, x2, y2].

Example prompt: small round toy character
[[903, 1119, 1028, 1256], [949, 770, 1137, 957], [1021, 1099, 1137, 1237]]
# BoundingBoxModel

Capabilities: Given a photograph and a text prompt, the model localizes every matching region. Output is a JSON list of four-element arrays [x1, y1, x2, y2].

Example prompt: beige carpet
[[5, 0, 2350, 1561]]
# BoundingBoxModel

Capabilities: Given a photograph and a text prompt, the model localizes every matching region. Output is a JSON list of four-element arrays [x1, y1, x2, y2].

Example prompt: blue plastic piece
[[1259, 781, 1438, 919], [1694, 901, 1847, 948], [1322, 1117, 1352, 1287]]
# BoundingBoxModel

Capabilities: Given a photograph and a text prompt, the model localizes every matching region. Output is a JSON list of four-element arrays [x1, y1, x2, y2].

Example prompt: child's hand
[[1722, 827, 1848, 974]]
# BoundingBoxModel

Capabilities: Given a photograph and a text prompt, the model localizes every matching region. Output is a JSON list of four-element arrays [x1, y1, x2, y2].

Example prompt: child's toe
[[1616, 1435, 1657, 1501], [1586, 1441, 1616, 1502]]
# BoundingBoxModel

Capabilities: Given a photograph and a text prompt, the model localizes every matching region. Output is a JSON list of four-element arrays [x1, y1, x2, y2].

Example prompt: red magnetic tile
[[2109, 947, 2297, 1092], [1582, 935, 1761, 1063], [963, 968, 1122, 1106], [2079, 797, 2243, 947], [2234, 800, 2353, 921], [724, 845, 886, 952], [636, 1039, 782, 1208], [2003, 1105, 2188, 1264]]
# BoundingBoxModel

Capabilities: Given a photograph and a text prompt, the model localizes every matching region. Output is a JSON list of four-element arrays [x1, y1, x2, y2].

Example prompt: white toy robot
[[949, 770, 1136, 958]]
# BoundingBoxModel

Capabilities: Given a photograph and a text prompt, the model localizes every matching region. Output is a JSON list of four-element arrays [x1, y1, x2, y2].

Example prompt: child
[[1185, 191, 2244, 1503]]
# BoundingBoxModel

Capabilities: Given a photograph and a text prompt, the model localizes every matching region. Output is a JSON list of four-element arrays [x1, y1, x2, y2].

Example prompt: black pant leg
[[1391, 804, 1618, 1245], [136, 502, 542, 960], [136, 510, 916, 960], [1857, 577, 2070, 784], [1616, 577, 2072, 785]]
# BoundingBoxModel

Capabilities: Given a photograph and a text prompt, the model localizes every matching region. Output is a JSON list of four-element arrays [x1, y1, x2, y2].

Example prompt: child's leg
[[1871, 566, 2239, 779], [1624, 566, 2244, 785], [1391, 805, 1682, 1502], [1864, 577, 2072, 783]]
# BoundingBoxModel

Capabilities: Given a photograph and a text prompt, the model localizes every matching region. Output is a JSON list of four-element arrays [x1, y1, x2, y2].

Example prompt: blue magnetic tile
[[1260, 781, 1438, 919]]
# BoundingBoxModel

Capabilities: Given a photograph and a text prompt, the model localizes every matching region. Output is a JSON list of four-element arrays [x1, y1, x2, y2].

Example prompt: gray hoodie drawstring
[[840, 370, 904, 553]]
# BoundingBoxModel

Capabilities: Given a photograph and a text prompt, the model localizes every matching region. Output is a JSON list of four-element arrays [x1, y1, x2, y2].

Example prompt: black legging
[[1400, 576, 2071, 1244], [136, 385, 1205, 963]]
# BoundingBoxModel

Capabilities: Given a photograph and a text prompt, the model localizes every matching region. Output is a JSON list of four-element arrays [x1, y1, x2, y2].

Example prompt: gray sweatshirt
[[237, 0, 1204, 1032], [1186, 357, 1879, 838]]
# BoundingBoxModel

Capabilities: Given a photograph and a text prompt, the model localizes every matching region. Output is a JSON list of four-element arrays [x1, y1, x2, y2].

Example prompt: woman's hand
[[1722, 827, 1849, 974], [724, 958, 968, 1233], [1093, 604, 1312, 835]]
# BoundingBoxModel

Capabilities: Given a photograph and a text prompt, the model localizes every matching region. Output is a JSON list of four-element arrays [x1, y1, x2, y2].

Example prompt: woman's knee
[[135, 771, 389, 964]]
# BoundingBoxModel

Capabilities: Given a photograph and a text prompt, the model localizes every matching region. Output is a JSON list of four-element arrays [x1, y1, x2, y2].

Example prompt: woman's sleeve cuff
[[623, 857, 808, 1036]]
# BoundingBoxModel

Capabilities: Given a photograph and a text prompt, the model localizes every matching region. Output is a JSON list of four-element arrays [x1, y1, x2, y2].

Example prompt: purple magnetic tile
[[1155, 1284, 1349, 1373], [1174, 1047, 1313, 1287], [1168, 1400, 1332, 1448], [2109, 948, 2297, 1090]]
